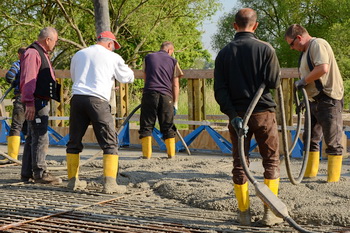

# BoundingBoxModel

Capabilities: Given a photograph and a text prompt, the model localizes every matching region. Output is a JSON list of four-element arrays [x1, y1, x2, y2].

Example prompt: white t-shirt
[[70, 44, 134, 101]]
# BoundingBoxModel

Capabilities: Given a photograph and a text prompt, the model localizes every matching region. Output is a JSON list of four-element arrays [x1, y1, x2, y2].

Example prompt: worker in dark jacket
[[214, 8, 282, 226]]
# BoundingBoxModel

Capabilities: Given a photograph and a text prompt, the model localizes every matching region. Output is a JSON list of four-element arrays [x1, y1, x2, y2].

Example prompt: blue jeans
[[21, 99, 50, 179]]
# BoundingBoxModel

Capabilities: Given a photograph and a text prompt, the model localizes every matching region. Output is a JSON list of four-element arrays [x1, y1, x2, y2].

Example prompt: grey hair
[[97, 37, 113, 43], [38, 27, 58, 40]]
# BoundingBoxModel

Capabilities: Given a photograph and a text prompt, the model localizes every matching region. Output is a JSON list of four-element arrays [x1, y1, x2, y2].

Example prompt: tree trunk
[[93, 0, 117, 122], [93, 0, 111, 35]]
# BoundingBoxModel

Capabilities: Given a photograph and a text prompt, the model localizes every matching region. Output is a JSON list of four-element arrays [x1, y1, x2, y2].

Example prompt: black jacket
[[214, 32, 281, 119]]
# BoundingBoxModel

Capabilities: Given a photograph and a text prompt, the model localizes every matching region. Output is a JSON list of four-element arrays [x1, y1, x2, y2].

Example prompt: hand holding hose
[[294, 78, 307, 90], [231, 116, 249, 137]]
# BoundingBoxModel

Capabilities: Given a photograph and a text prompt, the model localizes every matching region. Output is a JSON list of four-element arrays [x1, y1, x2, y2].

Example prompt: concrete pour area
[[0, 144, 350, 232]]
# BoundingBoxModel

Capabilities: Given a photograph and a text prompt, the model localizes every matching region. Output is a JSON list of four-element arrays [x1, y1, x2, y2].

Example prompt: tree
[[211, 0, 350, 79], [0, 0, 219, 71]]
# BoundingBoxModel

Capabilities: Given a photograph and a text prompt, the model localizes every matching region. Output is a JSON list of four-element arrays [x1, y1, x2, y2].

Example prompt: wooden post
[[0, 88, 7, 117], [276, 69, 299, 126], [276, 77, 294, 126], [187, 78, 206, 129], [116, 83, 128, 128], [50, 78, 65, 127]]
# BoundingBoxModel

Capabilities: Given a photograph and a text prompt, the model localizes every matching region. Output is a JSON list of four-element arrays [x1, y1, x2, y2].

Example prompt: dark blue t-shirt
[[143, 50, 177, 97]]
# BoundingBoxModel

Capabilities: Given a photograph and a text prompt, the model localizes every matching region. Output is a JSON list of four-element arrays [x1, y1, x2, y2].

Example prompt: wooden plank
[[281, 68, 299, 79], [55, 70, 71, 79], [8, 68, 297, 80]]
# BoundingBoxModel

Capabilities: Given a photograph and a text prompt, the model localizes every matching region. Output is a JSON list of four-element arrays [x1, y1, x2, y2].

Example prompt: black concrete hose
[[280, 86, 311, 185], [238, 82, 316, 233]]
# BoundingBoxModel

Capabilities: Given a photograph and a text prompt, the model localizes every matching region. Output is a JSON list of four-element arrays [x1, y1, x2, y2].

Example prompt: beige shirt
[[300, 38, 343, 100]]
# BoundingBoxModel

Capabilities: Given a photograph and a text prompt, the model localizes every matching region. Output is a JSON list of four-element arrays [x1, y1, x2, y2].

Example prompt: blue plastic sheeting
[[0, 120, 25, 143], [118, 123, 130, 147], [47, 126, 70, 146], [0, 120, 68, 146], [2, 119, 341, 156]]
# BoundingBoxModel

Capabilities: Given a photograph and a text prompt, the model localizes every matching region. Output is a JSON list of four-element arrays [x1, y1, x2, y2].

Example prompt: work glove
[[173, 102, 178, 116], [294, 78, 307, 90], [231, 116, 249, 137]]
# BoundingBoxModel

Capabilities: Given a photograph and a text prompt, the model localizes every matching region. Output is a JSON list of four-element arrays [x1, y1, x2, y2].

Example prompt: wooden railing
[[0, 68, 299, 128]]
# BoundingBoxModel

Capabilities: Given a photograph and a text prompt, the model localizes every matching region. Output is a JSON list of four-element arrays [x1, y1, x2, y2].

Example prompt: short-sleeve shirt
[[143, 50, 183, 97], [300, 38, 343, 100]]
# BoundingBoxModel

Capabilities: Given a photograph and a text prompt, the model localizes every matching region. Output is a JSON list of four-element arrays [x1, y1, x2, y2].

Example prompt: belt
[[312, 92, 332, 101], [34, 94, 51, 101]]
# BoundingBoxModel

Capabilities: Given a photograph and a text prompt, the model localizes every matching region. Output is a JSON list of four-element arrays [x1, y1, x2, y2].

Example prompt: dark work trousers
[[304, 95, 343, 155], [21, 98, 49, 179], [66, 95, 118, 155], [9, 95, 27, 136], [229, 111, 280, 185], [139, 91, 175, 140]]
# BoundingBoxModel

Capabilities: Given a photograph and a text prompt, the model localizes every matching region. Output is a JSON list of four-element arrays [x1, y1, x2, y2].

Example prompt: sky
[[200, 0, 238, 59]]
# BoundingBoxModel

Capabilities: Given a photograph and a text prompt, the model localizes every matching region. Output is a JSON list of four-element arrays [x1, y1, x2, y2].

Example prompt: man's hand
[[231, 116, 248, 136], [25, 106, 35, 121], [294, 78, 307, 89]]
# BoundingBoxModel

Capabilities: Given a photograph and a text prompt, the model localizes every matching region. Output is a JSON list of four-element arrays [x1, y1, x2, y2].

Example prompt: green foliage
[[129, 79, 144, 99], [343, 79, 350, 109], [0, 0, 220, 70], [327, 20, 350, 79], [212, 0, 350, 80]]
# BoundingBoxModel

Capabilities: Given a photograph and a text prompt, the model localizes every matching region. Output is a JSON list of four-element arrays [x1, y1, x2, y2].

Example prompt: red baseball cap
[[97, 31, 121, 50]]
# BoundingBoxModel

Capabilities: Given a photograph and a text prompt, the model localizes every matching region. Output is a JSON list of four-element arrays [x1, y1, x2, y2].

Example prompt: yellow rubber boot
[[234, 182, 251, 226], [7, 136, 20, 160], [141, 136, 152, 159], [260, 178, 283, 226], [103, 154, 126, 194], [165, 138, 176, 158], [304, 151, 320, 178], [327, 155, 342, 182], [66, 153, 86, 190], [1, 136, 21, 164]]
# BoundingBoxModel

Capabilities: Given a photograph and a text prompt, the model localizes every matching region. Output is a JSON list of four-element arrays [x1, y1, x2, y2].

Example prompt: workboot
[[66, 153, 87, 190], [0, 136, 21, 164], [34, 172, 62, 185], [234, 182, 251, 226], [141, 136, 152, 159], [102, 154, 127, 194], [327, 155, 343, 182], [165, 137, 176, 159], [304, 151, 320, 178], [259, 178, 284, 226]]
